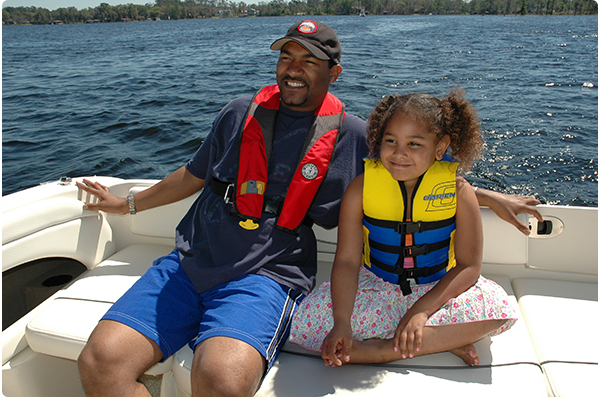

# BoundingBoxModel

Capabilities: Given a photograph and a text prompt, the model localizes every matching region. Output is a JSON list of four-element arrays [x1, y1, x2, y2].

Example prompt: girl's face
[[379, 112, 450, 191]]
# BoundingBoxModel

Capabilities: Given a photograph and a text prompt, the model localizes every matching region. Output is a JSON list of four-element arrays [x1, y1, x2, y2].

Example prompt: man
[[77, 20, 541, 396]]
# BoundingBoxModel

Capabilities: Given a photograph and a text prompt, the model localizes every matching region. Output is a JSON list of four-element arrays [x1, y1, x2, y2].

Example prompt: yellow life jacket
[[362, 156, 458, 295]]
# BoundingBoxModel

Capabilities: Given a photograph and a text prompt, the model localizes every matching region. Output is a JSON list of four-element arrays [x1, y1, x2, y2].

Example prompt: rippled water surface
[[2, 15, 598, 206]]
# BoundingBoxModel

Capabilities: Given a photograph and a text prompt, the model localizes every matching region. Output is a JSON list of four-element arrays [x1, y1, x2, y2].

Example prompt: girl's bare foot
[[449, 343, 479, 366]]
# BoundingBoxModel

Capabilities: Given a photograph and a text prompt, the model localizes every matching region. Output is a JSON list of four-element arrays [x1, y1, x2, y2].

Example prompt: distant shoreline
[[3, 0, 597, 26], [3, 13, 598, 27]]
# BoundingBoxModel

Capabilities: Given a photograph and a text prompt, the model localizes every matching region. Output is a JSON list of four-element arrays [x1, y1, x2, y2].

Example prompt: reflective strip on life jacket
[[233, 85, 345, 233]]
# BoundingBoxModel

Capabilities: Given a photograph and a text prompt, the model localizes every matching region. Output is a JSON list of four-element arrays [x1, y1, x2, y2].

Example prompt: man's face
[[276, 41, 341, 112]]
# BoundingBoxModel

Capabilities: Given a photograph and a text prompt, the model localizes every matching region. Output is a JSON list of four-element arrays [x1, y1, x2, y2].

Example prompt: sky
[[2, 1, 150, 10]]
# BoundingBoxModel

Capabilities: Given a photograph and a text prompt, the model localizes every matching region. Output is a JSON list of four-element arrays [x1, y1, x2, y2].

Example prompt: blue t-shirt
[[175, 96, 367, 294]]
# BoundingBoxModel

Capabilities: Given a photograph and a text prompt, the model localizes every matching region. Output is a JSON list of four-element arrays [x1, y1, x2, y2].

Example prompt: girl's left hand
[[322, 323, 353, 367], [393, 311, 428, 360]]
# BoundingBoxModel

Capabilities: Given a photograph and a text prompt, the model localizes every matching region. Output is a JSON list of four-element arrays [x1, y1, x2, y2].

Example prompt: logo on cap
[[297, 20, 317, 35]]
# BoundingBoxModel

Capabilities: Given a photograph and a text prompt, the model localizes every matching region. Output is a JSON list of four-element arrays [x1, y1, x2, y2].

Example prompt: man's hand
[[76, 179, 128, 214]]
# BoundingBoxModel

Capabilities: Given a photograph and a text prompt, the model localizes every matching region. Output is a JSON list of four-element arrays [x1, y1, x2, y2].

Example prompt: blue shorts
[[102, 250, 304, 370]]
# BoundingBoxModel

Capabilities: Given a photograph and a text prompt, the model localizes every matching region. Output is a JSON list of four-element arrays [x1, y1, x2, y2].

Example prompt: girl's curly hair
[[366, 87, 483, 171]]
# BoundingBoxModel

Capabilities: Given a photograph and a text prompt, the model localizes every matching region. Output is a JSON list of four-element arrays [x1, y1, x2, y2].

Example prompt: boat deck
[[2, 178, 598, 396]]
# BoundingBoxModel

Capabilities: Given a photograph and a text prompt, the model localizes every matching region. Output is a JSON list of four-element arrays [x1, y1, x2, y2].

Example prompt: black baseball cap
[[271, 20, 342, 65]]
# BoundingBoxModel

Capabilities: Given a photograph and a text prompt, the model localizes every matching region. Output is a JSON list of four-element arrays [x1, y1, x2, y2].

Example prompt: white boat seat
[[513, 278, 599, 397], [172, 274, 547, 396], [25, 244, 175, 375]]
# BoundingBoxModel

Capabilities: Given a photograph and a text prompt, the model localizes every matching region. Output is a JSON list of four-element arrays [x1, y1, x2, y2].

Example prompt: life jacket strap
[[370, 257, 448, 278], [211, 179, 235, 204], [369, 257, 449, 295], [368, 237, 451, 257], [211, 178, 313, 226], [403, 238, 452, 257], [211, 178, 283, 214], [364, 215, 456, 234]]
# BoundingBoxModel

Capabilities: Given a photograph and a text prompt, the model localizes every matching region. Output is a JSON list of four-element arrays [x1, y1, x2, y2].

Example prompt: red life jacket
[[232, 84, 345, 233]]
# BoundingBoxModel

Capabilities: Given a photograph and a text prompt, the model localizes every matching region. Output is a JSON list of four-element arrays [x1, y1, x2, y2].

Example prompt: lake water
[[2, 15, 598, 206]]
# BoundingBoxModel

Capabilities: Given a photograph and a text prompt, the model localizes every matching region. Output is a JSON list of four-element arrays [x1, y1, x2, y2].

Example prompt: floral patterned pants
[[290, 267, 517, 352]]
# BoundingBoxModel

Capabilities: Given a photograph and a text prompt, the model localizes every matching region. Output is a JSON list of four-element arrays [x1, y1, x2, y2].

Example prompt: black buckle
[[395, 222, 422, 234], [263, 197, 283, 215], [403, 245, 427, 257], [404, 268, 415, 278]]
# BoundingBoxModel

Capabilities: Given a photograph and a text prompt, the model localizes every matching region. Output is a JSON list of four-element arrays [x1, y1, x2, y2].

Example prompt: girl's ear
[[436, 135, 451, 160]]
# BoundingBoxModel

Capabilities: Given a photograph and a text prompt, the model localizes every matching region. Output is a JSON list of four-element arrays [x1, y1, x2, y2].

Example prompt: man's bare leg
[[191, 336, 267, 396], [343, 319, 505, 366], [78, 320, 164, 396]]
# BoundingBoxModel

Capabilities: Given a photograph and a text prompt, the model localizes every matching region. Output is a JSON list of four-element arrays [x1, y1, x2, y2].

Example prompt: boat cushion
[[25, 244, 174, 374], [526, 206, 598, 274], [172, 274, 546, 396], [512, 278, 598, 397], [128, 186, 200, 239], [479, 208, 527, 265], [1, 199, 115, 273]]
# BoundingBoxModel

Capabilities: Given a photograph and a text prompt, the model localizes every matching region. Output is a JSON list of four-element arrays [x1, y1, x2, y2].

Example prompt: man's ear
[[329, 64, 342, 83]]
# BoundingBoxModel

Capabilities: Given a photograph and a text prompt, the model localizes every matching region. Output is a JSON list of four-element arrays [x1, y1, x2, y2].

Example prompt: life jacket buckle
[[403, 245, 427, 257], [396, 222, 422, 234], [263, 197, 283, 215], [223, 184, 234, 204]]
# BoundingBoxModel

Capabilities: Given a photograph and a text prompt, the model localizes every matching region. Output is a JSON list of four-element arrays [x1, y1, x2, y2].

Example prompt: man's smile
[[283, 79, 307, 88]]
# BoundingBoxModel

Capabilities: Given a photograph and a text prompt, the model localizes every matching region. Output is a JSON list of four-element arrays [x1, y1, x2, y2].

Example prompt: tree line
[[3, 0, 597, 25]]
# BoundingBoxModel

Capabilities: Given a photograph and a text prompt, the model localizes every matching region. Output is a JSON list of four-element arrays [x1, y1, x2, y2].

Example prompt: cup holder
[[41, 274, 74, 287]]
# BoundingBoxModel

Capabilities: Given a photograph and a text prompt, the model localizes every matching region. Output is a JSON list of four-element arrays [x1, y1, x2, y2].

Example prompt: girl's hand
[[321, 324, 353, 367], [393, 311, 428, 360], [475, 189, 543, 235]]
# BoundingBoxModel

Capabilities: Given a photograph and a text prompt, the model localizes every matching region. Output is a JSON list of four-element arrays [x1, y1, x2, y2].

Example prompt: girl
[[289, 87, 517, 367]]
